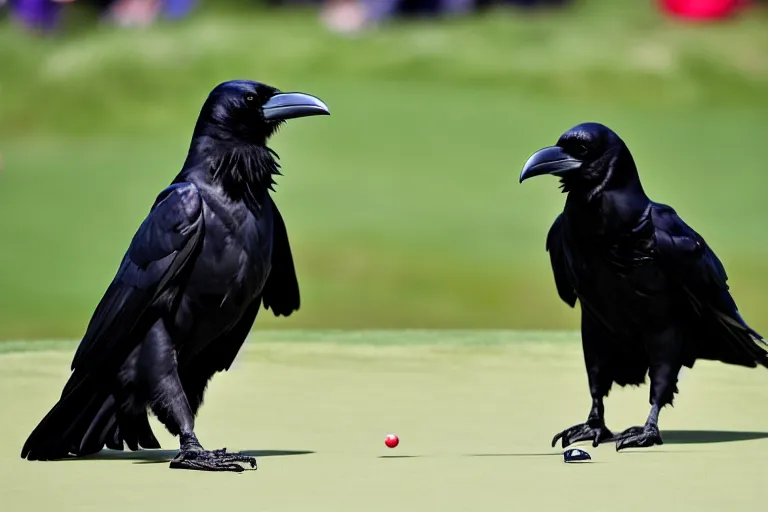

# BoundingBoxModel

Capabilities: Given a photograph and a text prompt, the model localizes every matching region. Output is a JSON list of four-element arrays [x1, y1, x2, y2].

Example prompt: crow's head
[[518, 123, 639, 195], [194, 80, 329, 145]]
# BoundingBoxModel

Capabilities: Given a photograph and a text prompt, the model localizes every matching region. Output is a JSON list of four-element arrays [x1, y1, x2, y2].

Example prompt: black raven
[[519, 122, 768, 450], [21, 80, 329, 471]]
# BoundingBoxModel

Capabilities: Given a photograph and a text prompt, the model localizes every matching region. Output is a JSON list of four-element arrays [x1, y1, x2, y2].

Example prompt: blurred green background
[[1, 0, 767, 340]]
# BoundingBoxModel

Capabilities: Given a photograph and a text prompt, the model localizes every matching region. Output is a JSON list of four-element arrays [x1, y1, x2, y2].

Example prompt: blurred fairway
[[3, 331, 768, 510], [2, 1, 768, 338]]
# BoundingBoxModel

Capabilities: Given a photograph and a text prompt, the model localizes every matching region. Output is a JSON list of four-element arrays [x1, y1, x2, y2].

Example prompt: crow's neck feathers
[[186, 135, 282, 212], [209, 140, 281, 196]]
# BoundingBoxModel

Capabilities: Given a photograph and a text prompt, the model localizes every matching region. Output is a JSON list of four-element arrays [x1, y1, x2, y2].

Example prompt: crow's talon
[[613, 426, 644, 440], [552, 422, 613, 449], [169, 448, 257, 472], [615, 425, 663, 451]]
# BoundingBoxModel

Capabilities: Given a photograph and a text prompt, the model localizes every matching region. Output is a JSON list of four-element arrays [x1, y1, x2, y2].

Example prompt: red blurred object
[[660, 0, 749, 20], [384, 434, 399, 448]]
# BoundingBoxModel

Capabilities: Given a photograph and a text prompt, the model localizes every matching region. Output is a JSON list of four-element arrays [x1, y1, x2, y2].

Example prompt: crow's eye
[[574, 143, 589, 157], [244, 95, 256, 104]]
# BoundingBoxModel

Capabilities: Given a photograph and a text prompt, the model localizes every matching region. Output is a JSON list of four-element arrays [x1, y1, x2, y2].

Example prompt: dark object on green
[[563, 448, 591, 463], [20, 80, 329, 472], [520, 122, 768, 452]]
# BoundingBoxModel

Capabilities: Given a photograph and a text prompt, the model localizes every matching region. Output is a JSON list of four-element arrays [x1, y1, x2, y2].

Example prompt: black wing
[[651, 202, 768, 367], [546, 214, 578, 308], [71, 182, 204, 372], [22, 182, 204, 460], [179, 202, 300, 411], [183, 202, 300, 379], [262, 201, 300, 317]]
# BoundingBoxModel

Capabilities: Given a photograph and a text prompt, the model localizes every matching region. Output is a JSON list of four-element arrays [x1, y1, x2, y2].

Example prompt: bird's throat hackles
[[201, 138, 282, 212]]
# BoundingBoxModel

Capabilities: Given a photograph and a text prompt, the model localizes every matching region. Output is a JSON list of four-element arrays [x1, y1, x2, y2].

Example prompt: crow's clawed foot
[[614, 424, 663, 451], [169, 448, 257, 472], [552, 422, 614, 449]]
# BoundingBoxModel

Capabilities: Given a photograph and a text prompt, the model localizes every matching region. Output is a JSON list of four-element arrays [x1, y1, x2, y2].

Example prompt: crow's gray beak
[[263, 92, 330, 121], [519, 146, 583, 183]]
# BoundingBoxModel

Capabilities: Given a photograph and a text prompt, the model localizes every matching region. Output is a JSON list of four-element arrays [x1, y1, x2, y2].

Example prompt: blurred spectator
[[105, 0, 161, 26], [7, 0, 195, 32], [8, 0, 69, 32], [318, 0, 571, 34], [659, 0, 749, 20], [105, 0, 196, 26], [321, 0, 474, 33]]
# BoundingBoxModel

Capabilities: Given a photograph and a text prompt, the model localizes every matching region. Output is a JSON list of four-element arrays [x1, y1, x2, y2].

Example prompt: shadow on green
[[467, 453, 561, 457], [56, 448, 315, 463], [661, 430, 768, 445]]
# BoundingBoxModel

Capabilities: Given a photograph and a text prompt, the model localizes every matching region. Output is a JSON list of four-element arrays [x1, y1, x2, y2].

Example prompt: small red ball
[[385, 434, 399, 448]]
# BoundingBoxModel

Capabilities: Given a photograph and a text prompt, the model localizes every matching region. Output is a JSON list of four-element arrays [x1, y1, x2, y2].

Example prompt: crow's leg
[[614, 403, 663, 451], [552, 396, 614, 449], [552, 312, 615, 449], [138, 319, 256, 472], [615, 327, 681, 451]]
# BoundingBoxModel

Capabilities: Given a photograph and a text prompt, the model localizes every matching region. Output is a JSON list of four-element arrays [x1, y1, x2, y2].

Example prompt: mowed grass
[[1, 2, 768, 338], [3, 331, 768, 511]]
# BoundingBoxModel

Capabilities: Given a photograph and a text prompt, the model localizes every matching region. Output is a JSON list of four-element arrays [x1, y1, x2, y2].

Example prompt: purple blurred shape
[[162, 0, 196, 19], [9, 0, 63, 31]]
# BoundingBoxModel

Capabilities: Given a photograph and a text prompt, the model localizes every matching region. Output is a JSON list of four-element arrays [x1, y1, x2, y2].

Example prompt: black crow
[[21, 80, 329, 471], [519, 122, 768, 450]]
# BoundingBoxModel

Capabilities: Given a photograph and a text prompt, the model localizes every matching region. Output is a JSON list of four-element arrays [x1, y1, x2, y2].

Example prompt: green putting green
[[3, 331, 768, 510]]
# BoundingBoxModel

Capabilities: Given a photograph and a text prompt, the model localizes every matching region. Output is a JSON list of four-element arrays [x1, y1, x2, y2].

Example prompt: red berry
[[385, 434, 399, 448]]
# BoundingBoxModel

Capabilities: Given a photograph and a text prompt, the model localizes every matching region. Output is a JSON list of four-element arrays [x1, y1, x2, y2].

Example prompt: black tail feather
[[705, 310, 768, 369], [21, 372, 110, 461], [115, 408, 162, 451], [105, 425, 124, 451], [79, 395, 119, 456], [136, 412, 161, 449], [22, 373, 162, 461]]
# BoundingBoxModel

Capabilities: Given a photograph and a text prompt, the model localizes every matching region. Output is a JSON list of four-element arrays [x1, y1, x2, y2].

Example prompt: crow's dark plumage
[[21, 80, 329, 471], [520, 122, 768, 450]]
